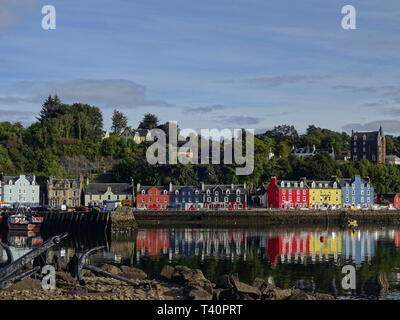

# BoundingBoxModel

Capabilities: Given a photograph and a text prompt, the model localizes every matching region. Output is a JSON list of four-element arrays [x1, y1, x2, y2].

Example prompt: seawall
[[133, 209, 400, 227]]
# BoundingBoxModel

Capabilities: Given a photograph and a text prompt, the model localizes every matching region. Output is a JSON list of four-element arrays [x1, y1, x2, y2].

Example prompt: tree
[[138, 113, 159, 130], [264, 125, 299, 145], [111, 109, 128, 135], [37, 95, 65, 122]]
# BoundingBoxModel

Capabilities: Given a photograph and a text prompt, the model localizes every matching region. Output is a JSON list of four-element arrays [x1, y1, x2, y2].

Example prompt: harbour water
[[1, 225, 400, 300]]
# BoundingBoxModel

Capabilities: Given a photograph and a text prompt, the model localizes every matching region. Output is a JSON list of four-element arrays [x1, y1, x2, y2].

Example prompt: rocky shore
[[0, 264, 334, 300]]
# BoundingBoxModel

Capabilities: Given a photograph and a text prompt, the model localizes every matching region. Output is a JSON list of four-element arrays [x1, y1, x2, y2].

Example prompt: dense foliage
[[1, 96, 400, 193]]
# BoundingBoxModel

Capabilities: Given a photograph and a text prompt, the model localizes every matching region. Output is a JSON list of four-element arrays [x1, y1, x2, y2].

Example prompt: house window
[[282, 196, 286, 201], [282, 189, 286, 194], [236, 197, 240, 203], [224, 197, 228, 202]]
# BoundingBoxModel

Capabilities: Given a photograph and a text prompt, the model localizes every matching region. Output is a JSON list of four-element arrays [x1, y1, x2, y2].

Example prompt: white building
[[0, 175, 40, 207]]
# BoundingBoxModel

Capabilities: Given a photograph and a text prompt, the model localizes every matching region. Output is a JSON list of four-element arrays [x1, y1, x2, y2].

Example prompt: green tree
[[138, 113, 159, 130], [111, 109, 128, 135]]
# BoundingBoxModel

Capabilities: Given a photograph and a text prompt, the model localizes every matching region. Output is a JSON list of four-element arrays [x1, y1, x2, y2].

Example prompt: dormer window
[[280, 181, 284, 187], [286, 182, 290, 188], [207, 189, 210, 195], [294, 183, 298, 188], [141, 190, 145, 194], [164, 190, 167, 195], [226, 190, 230, 195], [195, 190, 199, 195], [215, 191, 219, 195], [236, 190, 240, 195], [312, 182, 315, 188], [300, 182, 303, 188], [175, 190, 179, 195]]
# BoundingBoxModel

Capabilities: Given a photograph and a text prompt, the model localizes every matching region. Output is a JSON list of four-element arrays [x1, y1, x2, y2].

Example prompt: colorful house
[[136, 185, 170, 209], [376, 193, 399, 208], [338, 176, 374, 208], [307, 178, 342, 209], [266, 177, 309, 209], [84, 183, 134, 207], [169, 184, 204, 209], [202, 183, 247, 209]]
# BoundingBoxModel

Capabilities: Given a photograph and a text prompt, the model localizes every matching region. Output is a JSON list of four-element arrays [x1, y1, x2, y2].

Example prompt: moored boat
[[7, 214, 43, 232]]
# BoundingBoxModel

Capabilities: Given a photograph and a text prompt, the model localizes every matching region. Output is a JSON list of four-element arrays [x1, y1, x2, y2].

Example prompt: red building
[[266, 177, 309, 209], [136, 185, 170, 210], [376, 193, 400, 208]]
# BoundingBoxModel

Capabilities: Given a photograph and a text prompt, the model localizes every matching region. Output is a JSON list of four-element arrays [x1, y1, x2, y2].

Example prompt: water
[[2, 225, 400, 300]]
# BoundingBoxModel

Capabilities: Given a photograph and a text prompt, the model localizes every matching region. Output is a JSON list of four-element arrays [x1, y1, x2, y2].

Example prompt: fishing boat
[[7, 214, 43, 232]]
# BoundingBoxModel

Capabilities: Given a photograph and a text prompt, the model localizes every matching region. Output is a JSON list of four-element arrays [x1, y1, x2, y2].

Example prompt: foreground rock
[[0, 264, 334, 301]]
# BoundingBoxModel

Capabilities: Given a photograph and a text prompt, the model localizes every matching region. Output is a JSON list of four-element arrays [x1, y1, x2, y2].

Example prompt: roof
[[48, 178, 81, 187], [86, 183, 132, 195], [1, 175, 36, 184], [352, 131, 380, 141]]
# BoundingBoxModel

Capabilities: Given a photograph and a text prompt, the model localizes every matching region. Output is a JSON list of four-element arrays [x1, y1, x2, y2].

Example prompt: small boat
[[347, 219, 358, 228], [7, 214, 43, 232]]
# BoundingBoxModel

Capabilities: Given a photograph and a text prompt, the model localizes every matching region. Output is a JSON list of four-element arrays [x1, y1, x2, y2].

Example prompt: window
[[282, 196, 286, 201], [282, 189, 286, 194], [224, 197, 228, 202]]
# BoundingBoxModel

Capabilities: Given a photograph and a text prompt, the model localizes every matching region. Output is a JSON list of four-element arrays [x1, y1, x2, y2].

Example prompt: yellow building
[[308, 179, 342, 209]]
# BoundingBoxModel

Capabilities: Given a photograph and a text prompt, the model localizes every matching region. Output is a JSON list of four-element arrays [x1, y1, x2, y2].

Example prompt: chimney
[[201, 182, 205, 191], [137, 183, 141, 193], [86, 177, 90, 186], [169, 182, 173, 192], [231, 183, 234, 189], [271, 176, 277, 185]]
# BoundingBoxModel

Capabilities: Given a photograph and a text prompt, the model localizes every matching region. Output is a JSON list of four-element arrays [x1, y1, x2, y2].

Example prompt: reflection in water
[[2, 226, 400, 299], [135, 228, 381, 266]]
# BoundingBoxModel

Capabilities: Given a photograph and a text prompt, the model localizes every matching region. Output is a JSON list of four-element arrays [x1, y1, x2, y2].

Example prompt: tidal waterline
[[1, 225, 400, 300]]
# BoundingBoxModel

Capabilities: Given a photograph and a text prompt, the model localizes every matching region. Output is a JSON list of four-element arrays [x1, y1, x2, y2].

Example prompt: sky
[[0, 0, 400, 135]]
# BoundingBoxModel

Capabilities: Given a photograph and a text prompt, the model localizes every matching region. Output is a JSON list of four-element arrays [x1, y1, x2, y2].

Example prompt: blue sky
[[1, 0, 400, 134]]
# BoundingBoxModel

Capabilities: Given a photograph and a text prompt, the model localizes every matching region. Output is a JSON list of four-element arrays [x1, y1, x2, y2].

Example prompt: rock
[[289, 289, 316, 300], [68, 286, 89, 295], [56, 271, 75, 283], [231, 277, 261, 299], [184, 287, 213, 300], [218, 288, 241, 300], [262, 287, 292, 300], [213, 288, 223, 300], [216, 274, 233, 289], [120, 266, 147, 280], [7, 278, 42, 291], [160, 265, 175, 281], [100, 264, 121, 275], [314, 293, 335, 300]]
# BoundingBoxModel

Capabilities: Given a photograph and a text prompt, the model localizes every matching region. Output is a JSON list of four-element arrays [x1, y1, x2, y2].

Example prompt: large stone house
[[350, 126, 386, 163], [0, 174, 40, 207], [47, 176, 83, 208], [84, 182, 134, 207]]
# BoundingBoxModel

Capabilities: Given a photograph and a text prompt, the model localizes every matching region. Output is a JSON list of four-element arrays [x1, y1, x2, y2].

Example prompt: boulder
[[184, 286, 213, 300], [7, 277, 42, 291], [262, 287, 292, 300], [231, 277, 261, 299], [160, 265, 175, 281], [218, 288, 241, 300], [314, 293, 335, 300], [289, 289, 316, 300], [120, 266, 147, 280], [216, 274, 233, 289], [100, 264, 121, 275]]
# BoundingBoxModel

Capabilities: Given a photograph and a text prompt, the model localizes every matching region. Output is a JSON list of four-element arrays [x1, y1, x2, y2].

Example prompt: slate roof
[[1, 175, 36, 184], [86, 183, 132, 195]]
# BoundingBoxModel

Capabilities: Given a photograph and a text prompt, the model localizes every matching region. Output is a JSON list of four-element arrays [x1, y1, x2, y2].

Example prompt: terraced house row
[[136, 182, 247, 210], [266, 176, 374, 209]]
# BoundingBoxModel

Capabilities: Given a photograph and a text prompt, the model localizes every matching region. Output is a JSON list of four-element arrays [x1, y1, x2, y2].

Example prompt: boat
[[7, 214, 43, 232], [347, 219, 358, 228]]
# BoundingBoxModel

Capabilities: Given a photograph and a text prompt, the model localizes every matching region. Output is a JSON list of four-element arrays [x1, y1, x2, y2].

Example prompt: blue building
[[0, 175, 40, 207], [168, 184, 204, 209], [339, 176, 374, 208]]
